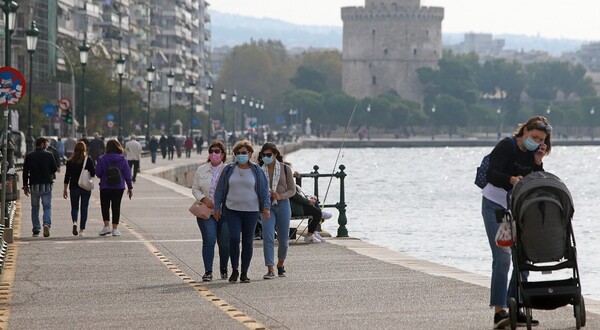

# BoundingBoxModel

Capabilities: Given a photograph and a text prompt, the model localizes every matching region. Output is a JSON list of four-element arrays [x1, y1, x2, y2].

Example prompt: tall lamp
[[248, 98, 254, 143], [240, 96, 246, 138], [25, 20, 39, 154], [116, 55, 126, 143], [188, 79, 196, 139], [78, 39, 90, 136], [166, 70, 175, 135], [145, 63, 156, 142], [231, 90, 237, 136], [2, 0, 18, 67], [206, 84, 213, 141], [220, 89, 227, 134]]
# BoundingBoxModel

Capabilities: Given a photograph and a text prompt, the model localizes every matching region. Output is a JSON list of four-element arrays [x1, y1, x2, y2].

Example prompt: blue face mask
[[262, 156, 273, 165], [524, 137, 540, 151], [236, 154, 249, 164]]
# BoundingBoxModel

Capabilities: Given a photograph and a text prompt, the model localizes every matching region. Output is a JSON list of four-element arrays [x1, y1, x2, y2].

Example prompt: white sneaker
[[99, 226, 112, 236], [314, 231, 326, 241], [321, 211, 333, 220], [304, 234, 321, 243], [112, 229, 122, 236], [78, 229, 85, 237]]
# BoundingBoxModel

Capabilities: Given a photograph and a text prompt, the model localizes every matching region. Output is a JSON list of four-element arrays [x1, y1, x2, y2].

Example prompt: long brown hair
[[513, 115, 552, 155], [68, 141, 87, 164], [105, 139, 124, 154]]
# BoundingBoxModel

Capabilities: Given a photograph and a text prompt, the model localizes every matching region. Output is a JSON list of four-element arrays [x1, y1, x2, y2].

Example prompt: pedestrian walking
[[63, 141, 95, 236], [148, 136, 159, 163], [125, 134, 142, 183], [22, 137, 58, 237]]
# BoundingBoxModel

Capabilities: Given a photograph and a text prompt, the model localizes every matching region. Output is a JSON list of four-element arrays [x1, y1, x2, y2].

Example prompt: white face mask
[[524, 136, 540, 151]]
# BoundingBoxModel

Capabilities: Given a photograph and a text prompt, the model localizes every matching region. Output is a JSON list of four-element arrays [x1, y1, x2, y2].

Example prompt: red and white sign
[[58, 97, 71, 110], [107, 121, 114, 128]]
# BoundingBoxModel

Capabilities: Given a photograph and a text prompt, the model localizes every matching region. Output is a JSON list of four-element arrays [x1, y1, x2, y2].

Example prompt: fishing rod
[[320, 104, 358, 206]]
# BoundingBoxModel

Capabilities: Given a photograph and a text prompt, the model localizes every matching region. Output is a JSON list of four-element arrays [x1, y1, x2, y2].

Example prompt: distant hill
[[209, 10, 589, 55]]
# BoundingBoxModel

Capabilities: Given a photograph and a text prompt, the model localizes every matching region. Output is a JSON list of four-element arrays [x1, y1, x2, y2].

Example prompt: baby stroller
[[507, 171, 585, 329]]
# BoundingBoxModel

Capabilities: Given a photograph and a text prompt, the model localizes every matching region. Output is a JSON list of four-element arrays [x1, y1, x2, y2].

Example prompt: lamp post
[[591, 107, 595, 141], [145, 63, 155, 142], [78, 39, 90, 136], [2, 0, 18, 67], [366, 104, 371, 140], [231, 90, 237, 136], [431, 106, 436, 140], [166, 70, 175, 135], [249, 98, 254, 143], [25, 20, 39, 154], [220, 89, 227, 135], [256, 100, 261, 143], [188, 79, 196, 139], [496, 107, 502, 140], [206, 84, 213, 140], [116, 55, 125, 143], [240, 96, 246, 138]]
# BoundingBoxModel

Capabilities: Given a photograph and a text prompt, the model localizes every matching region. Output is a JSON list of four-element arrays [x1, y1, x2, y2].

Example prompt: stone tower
[[341, 0, 444, 103]]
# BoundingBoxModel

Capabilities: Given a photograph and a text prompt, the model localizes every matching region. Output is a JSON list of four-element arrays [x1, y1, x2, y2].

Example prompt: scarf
[[262, 160, 281, 205]]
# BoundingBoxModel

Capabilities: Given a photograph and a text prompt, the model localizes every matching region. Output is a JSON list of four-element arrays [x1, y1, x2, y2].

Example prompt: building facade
[[341, 0, 444, 103]]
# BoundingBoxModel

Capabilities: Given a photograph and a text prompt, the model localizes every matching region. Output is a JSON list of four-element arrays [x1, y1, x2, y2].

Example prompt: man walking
[[88, 132, 105, 165], [22, 137, 58, 237], [125, 134, 142, 183], [148, 136, 159, 164], [64, 134, 76, 158]]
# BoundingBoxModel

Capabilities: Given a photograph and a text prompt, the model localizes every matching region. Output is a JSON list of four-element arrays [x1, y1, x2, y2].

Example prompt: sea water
[[286, 146, 599, 300]]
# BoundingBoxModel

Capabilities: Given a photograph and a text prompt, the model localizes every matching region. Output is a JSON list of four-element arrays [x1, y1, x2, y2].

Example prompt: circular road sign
[[107, 121, 114, 128], [43, 103, 57, 118], [58, 97, 71, 110], [107, 113, 115, 121], [0, 66, 27, 106]]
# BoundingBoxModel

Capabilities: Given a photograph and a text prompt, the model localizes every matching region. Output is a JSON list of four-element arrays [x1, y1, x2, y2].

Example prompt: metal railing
[[296, 164, 348, 238]]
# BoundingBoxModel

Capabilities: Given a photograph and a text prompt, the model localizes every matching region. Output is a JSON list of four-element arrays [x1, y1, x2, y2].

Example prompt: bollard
[[335, 165, 348, 237]]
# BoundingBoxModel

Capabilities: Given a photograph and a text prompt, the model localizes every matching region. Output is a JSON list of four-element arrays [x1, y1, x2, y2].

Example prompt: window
[[372, 76, 377, 85], [384, 48, 388, 55], [413, 48, 417, 56]]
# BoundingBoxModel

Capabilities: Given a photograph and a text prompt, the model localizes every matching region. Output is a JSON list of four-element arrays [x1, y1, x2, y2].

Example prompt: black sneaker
[[202, 271, 213, 282], [277, 266, 286, 277], [220, 269, 228, 280], [263, 271, 275, 280], [494, 310, 510, 329], [229, 269, 239, 283], [43, 225, 50, 237], [32, 231, 40, 237], [240, 272, 250, 283], [517, 311, 539, 327], [72, 224, 78, 236]]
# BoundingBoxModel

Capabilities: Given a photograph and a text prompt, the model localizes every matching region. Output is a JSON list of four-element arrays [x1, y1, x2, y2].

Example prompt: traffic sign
[[0, 67, 27, 106], [43, 103, 57, 117], [107, 113, 115, 121], [58, 97, 71, 110], [107, 121, 114, 128]]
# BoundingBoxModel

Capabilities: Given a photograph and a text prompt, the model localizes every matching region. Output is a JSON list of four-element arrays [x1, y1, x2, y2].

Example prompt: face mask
[[524, 137, 540, 151], [262, 156, 273, 165], [236, 154, 249, 164], [209, 153, 222, 163]]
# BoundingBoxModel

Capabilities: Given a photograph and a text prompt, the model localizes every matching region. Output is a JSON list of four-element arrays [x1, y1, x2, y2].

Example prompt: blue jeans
[[150, 151, 157, 163], [262, 199, 291, 266], [197, 215, 230, 273], [70, 187, 92, 230], [224, 207, 259, 273], [482, 197, 526, 308], [31, 185, 53, 233]]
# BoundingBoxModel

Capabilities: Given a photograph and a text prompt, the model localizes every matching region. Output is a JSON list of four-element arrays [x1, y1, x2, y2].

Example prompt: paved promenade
[[1, 149, 598, 329]]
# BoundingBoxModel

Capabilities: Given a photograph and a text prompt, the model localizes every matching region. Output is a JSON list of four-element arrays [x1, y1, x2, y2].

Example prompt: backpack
[[475, 136, 517, 189], [106, 160, 123, 185]]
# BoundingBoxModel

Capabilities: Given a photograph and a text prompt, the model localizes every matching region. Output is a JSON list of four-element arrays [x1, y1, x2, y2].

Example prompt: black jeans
[[128, 160, 140, 182], [100, 189, 124, 224], [301, 204, 322, 234]]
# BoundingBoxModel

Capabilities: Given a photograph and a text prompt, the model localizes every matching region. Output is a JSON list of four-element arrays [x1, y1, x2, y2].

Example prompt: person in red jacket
[[184, 136, 194, 158]]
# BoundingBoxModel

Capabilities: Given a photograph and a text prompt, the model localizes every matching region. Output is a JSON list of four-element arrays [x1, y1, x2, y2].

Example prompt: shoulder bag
[[189, 201, 213, 220], [78, 157, 94, 191]]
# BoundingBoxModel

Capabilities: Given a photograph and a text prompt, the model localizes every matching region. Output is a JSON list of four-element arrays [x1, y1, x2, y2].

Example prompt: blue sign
[[107, 113, 115, 121], [192, 118, 199, 127], [43, 103, 57, 118]]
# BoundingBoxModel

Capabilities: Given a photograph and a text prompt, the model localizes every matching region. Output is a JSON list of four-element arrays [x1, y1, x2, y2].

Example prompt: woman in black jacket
[[63, 141, 95, 236]]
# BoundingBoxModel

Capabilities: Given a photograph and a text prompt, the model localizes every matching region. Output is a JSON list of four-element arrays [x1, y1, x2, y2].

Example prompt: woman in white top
[[191, 140, 229, 282]]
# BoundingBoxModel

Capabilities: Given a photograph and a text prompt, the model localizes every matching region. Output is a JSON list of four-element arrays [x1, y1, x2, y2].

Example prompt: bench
[[288, 215, 313, 242]]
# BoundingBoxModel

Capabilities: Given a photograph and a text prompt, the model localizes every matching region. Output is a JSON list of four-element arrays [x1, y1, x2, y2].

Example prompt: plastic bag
[[495, 221, 515, 247]]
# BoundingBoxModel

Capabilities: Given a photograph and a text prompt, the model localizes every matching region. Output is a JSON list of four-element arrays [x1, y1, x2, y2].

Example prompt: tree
[[290, 65, 326, 92], [435, 95, 468, 137]]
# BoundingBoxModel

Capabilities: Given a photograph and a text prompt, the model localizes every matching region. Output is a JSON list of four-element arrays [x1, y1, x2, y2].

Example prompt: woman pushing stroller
[[481, 116, 552, 329]]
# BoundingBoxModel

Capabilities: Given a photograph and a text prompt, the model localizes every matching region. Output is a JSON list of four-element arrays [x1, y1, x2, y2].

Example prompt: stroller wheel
[[508, 298, 518, 330], [525, 308, 533, 330], [575, 303, 581, 329], [581, 295, 587, 327]]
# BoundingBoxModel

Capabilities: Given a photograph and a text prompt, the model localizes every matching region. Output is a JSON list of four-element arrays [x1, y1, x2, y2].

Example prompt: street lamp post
[[256, 100, 261, 143], [145, 63, 155, 143], [166, 70, 175, 135], [591, 107, 595, 141], [206, 84, 213, 141], [78, 39, 90, 136], [2, 0, 18, 67], [116, 55, 126, 143], [188, 79, 196, 139], [249, 98, 254, 143], [366, 104, 371, 140], [25, 20, 39, 154], [431, 106, 436, 140], [231, 90, 237, 136], [240, 96, 246, 139], [220, 89, 227, 135], [496, 107, 502, 140]]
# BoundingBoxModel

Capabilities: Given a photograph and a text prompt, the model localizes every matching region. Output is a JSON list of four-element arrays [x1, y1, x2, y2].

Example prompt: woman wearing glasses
[[257, 142, 295, 279], [214, 140, 270, 283], [482, 116, 552, 329], [192, 140, 229, 282]]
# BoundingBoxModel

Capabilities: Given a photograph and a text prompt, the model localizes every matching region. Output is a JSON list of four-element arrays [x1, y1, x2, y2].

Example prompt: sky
[[209, 0, 600, 41]]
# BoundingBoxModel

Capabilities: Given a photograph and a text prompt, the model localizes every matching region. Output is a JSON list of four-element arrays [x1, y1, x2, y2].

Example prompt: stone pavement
[[1, 150, 598, 329]]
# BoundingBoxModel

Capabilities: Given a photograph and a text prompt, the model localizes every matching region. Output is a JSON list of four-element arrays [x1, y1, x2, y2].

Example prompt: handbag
[[189, 201, 213, 219], [78, 157, 94, 191]]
